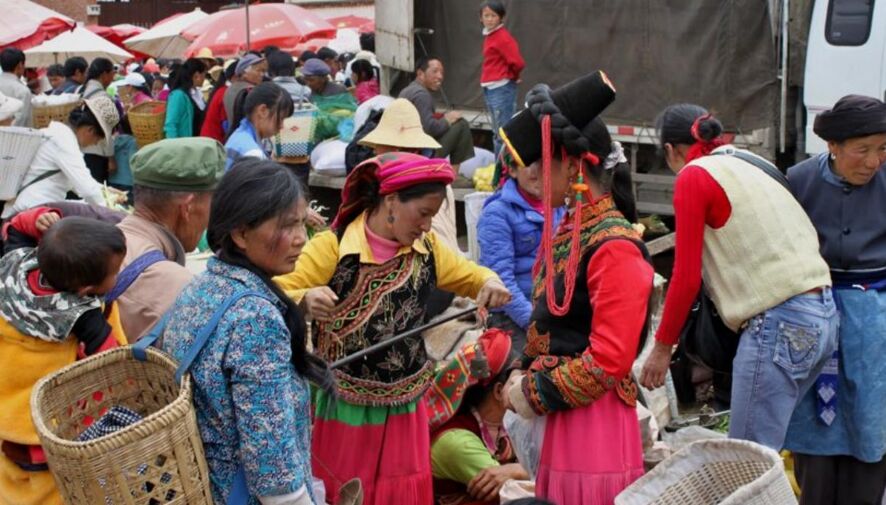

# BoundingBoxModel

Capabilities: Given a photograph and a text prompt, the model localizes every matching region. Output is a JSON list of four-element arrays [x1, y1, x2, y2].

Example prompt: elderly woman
[[2, 96, 119, 219], [159, 159, 333, 505], [500, 72, 653, 505], [276, 153, 510, 505], [640, 103, 838, 453], [783, 95, 886, 505]]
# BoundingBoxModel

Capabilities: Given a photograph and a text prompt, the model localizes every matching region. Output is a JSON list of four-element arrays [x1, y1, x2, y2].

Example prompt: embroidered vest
[[314, 238, 438, 406], [524, 197, 649, 407]]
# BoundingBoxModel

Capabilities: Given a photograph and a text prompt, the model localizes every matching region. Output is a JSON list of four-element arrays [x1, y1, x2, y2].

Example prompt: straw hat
[[0, 90, 23, 123], [359, 98, 441, 150], [83, 95, 120, 143], [194, 47, 217, 68]]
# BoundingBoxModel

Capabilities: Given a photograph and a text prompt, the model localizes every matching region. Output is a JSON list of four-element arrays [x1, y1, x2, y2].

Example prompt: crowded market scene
[[0, 0, 884, 504]]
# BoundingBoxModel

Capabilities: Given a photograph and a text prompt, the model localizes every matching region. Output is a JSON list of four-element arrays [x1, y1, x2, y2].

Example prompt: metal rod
[[330, 306, 476, 369], [245, 0, 251, 53]]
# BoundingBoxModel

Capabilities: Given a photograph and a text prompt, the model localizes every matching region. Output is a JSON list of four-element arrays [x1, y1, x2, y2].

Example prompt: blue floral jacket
[[160, 258, 312, 504]]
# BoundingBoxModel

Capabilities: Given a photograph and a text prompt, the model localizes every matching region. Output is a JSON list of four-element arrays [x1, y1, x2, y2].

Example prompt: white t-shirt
[[2, 121, 105, 218]]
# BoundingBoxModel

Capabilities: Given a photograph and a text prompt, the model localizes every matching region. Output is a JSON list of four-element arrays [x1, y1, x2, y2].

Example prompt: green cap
[[131, 138, 225, 191]]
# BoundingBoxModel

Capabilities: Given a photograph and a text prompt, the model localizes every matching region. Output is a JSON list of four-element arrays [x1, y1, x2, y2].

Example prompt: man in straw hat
[[111, 138, 225, 341]]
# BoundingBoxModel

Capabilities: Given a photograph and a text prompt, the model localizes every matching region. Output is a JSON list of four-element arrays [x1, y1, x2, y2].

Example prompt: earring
[[387, 210, 395, 224], [829, 153, 837, 161]]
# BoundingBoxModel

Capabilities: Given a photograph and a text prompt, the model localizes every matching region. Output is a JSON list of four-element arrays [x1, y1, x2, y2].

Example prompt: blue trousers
[[483, 81, 517, 157]]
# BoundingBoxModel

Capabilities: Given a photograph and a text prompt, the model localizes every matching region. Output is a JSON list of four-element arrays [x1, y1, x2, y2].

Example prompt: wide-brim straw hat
[[83, 94, 120, 143], [359, 98, 442, 150]]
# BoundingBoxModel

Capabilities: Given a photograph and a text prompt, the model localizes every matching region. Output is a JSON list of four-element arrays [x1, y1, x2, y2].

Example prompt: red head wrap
[[331, 152, 455, 231]]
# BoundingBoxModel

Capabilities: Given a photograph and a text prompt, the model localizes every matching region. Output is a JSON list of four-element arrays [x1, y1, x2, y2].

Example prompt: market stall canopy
[[0, 0, 74, 51], [123, 7, 208, 59], [25, 25, 134, 66], [182, 4, 337, 58], [87, 24, 148, 59], [327, 15, 374, 34]]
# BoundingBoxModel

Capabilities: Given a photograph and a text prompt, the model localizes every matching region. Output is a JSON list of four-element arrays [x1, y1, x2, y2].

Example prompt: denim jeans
[[729, 288, 839, 450], [483, 80, 518, 157]]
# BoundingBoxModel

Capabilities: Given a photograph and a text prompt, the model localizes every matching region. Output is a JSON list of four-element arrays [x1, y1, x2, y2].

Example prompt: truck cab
[[804, 0, 886, 154]]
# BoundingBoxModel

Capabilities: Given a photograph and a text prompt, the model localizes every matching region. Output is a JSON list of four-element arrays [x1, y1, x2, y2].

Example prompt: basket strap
[[228, 466, 249, 505], [18, 169, 61, 194], [131, 311, 171, 361], [173, 290, 271, 384]]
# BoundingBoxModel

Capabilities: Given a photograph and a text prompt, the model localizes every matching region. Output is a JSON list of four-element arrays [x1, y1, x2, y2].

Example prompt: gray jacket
[[398, 80, 449, 138]]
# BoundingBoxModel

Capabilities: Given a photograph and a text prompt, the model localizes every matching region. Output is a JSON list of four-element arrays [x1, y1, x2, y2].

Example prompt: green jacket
[[163, 89, 194, 139]]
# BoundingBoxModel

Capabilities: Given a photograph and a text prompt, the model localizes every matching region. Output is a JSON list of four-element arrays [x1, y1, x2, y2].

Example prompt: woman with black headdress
[[500, 71, 654, 505]]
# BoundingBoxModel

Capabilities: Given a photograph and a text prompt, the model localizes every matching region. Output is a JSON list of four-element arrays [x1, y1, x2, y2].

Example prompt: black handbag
[[678, 287, 740, 373], [677, 148, 789, 372]]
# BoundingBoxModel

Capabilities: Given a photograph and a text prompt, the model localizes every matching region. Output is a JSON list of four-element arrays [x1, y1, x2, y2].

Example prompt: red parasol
[[0, 0, 74, 51], [326, 15, 375, 34], [87, 25, 149, 60], [182, 3, 337, 58]]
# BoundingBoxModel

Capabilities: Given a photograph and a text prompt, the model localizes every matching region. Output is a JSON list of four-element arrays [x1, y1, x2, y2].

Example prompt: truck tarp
[[414, 0, 780, 131]]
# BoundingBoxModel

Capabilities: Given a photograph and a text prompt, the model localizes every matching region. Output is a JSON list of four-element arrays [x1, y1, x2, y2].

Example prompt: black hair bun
[[696, 116, 723, 142]]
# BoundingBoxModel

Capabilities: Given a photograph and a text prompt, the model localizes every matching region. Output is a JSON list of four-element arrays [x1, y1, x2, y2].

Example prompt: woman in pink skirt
[[499, 71, 652, 504]]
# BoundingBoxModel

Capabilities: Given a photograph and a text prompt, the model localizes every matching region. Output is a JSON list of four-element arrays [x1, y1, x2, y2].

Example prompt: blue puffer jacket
[[478, 178, 565, 328]]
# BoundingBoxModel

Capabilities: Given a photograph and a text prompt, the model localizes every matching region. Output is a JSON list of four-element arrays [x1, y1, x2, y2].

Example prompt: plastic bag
[[503, 411, 546, 479]]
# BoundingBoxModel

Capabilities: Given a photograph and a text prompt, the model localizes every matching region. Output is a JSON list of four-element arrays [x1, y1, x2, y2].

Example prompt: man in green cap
[[111, 137, 225, 341]]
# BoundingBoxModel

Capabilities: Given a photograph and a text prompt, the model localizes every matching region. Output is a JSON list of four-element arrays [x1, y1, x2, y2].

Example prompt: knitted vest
[[691, 154, 831, 330]]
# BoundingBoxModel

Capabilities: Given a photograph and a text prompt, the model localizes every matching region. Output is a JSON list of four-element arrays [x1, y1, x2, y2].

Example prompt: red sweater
[[200, 85, 228, 143], [654, 166, 732, 346], [587, 239, 655, 378], [481, 26, 525, 84]]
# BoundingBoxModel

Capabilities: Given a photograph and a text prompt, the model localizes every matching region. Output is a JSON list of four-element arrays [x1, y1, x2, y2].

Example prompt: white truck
[[375, 0, 886, 214]]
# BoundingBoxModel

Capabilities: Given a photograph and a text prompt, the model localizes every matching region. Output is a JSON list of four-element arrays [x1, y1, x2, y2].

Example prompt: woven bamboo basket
[[0, 127, 46, 200], [129, 101, 166, 148], [30, 346, 213, 505], [615, 439, 797, 505], [32, 100, 80, 129]]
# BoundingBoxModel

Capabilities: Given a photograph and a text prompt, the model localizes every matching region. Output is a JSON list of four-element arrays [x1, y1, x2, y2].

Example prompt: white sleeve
[[49, 124, 106, 206], [258, 485, 313, 505]]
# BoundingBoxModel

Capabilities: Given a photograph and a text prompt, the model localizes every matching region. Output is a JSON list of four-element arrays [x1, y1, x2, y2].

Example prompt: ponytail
[[227, 82, 294, 140]]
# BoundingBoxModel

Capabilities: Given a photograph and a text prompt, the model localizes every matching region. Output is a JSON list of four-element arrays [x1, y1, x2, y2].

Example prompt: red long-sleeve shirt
[[481, 26, 525, 84], [654, 165, 732, 346], [200, 85, 228, 144], [587, 239, 655, 377]]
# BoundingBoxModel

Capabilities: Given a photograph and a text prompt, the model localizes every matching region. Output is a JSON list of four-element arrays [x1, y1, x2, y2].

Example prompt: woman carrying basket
[[276, 152, 511, 505], [498, 71, 653, 504], [159, 159, 334, 504], [2, 96, 119, 219]]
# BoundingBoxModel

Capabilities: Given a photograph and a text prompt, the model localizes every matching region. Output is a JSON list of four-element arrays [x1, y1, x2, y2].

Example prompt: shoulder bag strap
[[713, 148, 791, 192], [105, 250, 168, 304]]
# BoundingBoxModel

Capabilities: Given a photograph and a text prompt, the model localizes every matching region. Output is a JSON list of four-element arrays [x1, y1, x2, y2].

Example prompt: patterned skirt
[[536, 391, 644, 505], [312, 392, 434, 505]]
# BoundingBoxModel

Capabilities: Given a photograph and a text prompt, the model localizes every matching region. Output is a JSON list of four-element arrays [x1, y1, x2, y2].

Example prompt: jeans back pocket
[[773, 319, 822, 379]]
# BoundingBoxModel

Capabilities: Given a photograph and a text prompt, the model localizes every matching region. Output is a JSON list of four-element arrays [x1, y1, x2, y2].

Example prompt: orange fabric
[[0, 453, 61, 505], [0, 318, 77, 446]]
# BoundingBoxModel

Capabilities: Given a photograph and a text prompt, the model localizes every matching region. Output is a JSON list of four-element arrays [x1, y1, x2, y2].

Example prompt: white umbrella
[[24, 25, 133, 66], [123, 8, 208, 59]]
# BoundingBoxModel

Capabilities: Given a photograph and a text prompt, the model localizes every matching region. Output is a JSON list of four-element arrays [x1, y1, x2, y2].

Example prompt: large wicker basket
[[129, 101, 166, 148], [30, 346, 213, 505], [615, 439, 797, 505], [32, 100, 81, 129], [0, 127, 46, 200]]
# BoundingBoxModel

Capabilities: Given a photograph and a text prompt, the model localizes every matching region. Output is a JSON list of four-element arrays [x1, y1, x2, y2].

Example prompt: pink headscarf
[[331, 152, 455, 231]]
